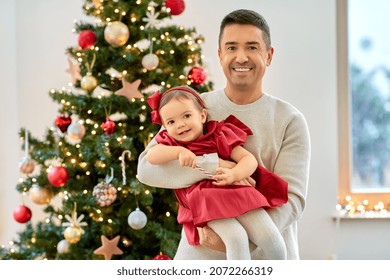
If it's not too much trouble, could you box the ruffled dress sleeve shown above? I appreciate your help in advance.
[213,115,253,159]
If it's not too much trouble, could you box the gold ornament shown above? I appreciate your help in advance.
[29,184,53,205]
[104,21,130,47]
[64,226,83,244]
[81,72,98,92]
[19,157,35,174]
[62,202,88,244]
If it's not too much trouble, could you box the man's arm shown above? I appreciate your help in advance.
[137,136,219,189]
[267,112,311,232]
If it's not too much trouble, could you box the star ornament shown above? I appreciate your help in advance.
[66,58,82,85]
[94,235,123,260]
[115,79,144,100]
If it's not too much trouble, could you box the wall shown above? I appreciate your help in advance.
[1,0,389,260]
[0,0,19,248]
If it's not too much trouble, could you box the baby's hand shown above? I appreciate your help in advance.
[178,149,197,168]
[212,167,238,186]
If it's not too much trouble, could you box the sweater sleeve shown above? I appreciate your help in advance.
[137,136,219,189]
[267,111,311,232]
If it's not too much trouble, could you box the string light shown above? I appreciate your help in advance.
[336,195,390,218]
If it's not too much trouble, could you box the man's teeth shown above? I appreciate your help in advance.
[234,68,250,72]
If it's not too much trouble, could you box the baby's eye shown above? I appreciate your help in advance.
[184,114,191,119]
[167,120,174,125]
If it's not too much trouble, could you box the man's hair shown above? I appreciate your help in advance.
[219,9,272,50]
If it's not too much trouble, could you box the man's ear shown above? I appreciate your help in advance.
[266,47,274,66]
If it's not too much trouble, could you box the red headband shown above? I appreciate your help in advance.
[147,86,205,125]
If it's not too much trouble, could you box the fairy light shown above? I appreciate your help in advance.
[337,195,390,218]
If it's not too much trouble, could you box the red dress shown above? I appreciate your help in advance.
[156,115,288,245]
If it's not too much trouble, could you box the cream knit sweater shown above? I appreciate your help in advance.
[137,88,311,260]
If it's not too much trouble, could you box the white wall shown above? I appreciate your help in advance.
[1,0,389,260]
[0,0,19,247]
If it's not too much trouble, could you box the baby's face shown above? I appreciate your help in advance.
[160,98,207,142]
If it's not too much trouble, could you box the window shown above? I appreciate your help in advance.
[338,0,390,213]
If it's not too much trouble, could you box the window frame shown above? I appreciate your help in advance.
[337,0,390,204]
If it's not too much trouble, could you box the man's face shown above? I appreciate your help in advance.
[218,24,274,91]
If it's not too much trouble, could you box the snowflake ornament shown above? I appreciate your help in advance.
[142,8,161,29]
[62,203,88,233]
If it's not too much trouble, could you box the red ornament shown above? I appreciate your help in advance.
[48,166,69,187]
[78,30,97,49]
[55,115,72,133]
[13,205,32,223]
[165,0,185,16]
[188,66,207,85]
[101,117,115,135]
[152,252,171,260]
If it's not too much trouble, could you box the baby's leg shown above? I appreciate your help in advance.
[207,218,251,260]
[236,208,287,260]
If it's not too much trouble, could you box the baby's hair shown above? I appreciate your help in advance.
[159,87,206,112]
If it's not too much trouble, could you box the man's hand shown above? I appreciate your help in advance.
[197,226,226,252]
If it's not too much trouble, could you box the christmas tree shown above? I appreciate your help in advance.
[0,0,212,260]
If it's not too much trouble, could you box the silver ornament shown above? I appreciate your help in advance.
[128,208,147,230]
[67,122,86,140]
[142,53,159,70]
[57,239,70,254]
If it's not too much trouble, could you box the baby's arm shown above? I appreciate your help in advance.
[146,144,198,168]
[213,146,257,186]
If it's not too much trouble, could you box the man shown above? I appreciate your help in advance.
[137,9,311,260]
